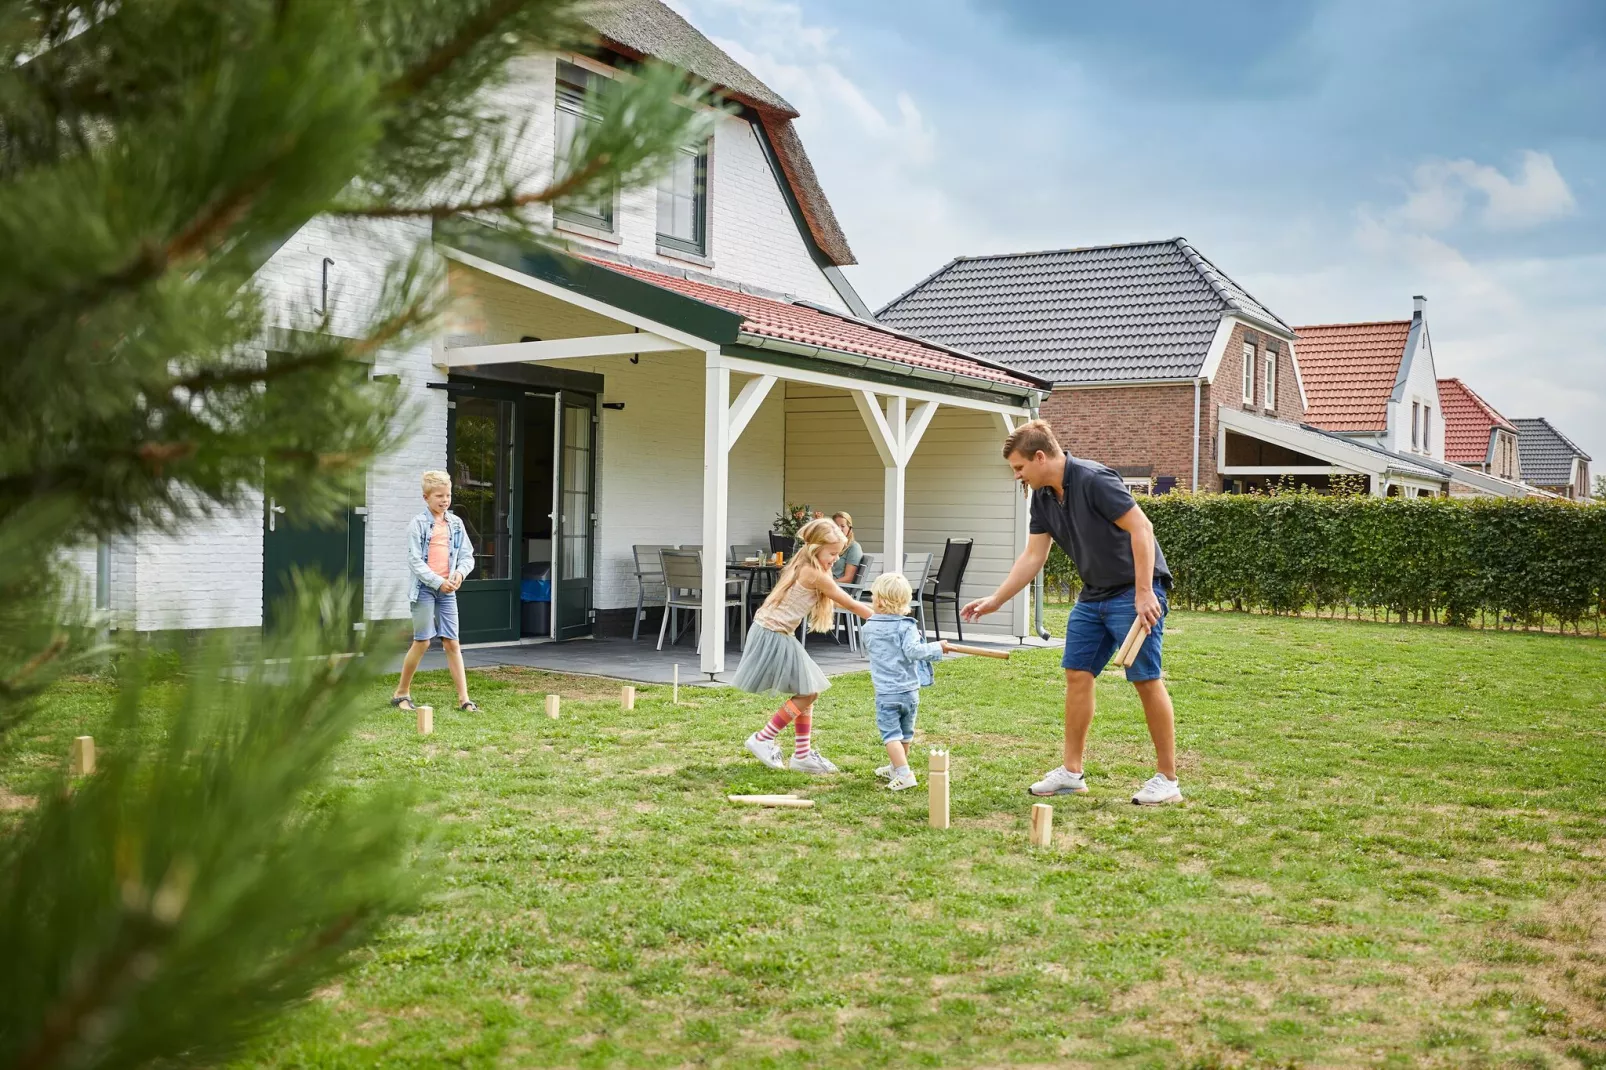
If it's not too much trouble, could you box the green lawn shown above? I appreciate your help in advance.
[9,612,1606,1068]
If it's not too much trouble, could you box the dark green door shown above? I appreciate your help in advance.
[553,392,596,640]
[450,395,519,643]
[263,496,365,635]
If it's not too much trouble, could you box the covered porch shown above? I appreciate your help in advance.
[433,223,1048,680]
[1217,407,1447,497]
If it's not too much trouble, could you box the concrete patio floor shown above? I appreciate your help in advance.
[403,629,1060,686]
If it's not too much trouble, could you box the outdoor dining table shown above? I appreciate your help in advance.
[727,561,780,620]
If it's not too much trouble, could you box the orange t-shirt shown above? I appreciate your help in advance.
[427,517,450,578]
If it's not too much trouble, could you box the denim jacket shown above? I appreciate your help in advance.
[407,510,476,604]
[860,614,944,694]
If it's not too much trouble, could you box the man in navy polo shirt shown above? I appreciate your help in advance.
[962,419,1182,805]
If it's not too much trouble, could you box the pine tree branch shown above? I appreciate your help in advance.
[12,919,165,1070]
[332,153,610,219]
[0,634,69,702]
[383,0,534,103]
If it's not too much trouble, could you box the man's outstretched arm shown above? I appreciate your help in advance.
[961,532,1052,620]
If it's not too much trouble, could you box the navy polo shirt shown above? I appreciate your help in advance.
[1029,456,1172,602]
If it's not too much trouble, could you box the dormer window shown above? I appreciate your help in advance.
[554,60,616,234]
[657,139,709,258]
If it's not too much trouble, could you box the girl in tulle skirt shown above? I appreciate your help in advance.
[737,517,872,774]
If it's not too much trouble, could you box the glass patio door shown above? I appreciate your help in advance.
[449,396,518,643]
[552,392,596,640]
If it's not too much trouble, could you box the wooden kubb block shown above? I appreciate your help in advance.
[1030,803,1053,847]
[546,694,560,719]
[70,735,95,776]
[928,747,950,829]
[620,686,636,711]
[416,706,433,735]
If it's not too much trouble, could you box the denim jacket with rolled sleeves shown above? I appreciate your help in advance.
[860,614,944,694]
[407,510,475,604]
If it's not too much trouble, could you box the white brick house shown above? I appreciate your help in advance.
[89,1,1048,675]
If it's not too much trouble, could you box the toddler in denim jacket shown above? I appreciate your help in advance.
[858,573,950,791]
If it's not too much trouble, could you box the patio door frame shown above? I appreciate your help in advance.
[446,367,603,645]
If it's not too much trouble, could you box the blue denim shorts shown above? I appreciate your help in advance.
[1061,588,1166,681]
[874,690,919,743]
[412,585,460,642]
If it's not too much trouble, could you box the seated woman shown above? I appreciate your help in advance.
[830,511,863,584]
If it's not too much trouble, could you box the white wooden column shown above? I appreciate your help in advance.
[701,353,731,677]
[996,411,1029,638]
[700,363,778,677]
[855,391,938,573]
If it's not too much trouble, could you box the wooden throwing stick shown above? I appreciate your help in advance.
[1111,616,1148,668]
[943,643,1011,660]
[728,794,814,809]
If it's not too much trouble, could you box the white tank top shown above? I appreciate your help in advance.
[754,580,819,634]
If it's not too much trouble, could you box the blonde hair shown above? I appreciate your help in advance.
[421,470,452,495]
[870,572,913,616]
[832,511,853,533]
[1002,418,1061,461]
[765,517,845,633]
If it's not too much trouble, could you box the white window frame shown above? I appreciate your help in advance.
[1422,405,1431,454]
[1411,401,1420,449]
[1241,339,1255,405]
[1263,346,1277,412]
[1123,477,1154,497]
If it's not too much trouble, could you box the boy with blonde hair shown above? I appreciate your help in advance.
[859,573,949,790]
[391,470,479,713]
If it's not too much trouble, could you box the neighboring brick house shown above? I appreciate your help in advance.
[1512,418,1593,500]
[1438,377,1521,483]
[876,238,1458,496]
[1295,298,1546,498]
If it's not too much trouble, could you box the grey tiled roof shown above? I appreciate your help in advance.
[875,238,1293,385]
[1512,417,1590,485]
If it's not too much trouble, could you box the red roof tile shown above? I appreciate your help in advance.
[1437,377,1517,465]
[1293,321,1411,433]
[581,256,1038,390]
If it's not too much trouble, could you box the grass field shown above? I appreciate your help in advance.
[7,611,1606,1068]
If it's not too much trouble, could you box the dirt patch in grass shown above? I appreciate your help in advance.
[468,666,645,701]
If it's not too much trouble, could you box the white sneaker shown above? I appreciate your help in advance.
[744,733,785,770]
[1131,773,1182,806]
[875,764,894,780]
[789,750,838,775]
[1029,767,1089,797]
[886,768,918,791]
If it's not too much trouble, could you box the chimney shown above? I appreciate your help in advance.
[1413,294,1427,317]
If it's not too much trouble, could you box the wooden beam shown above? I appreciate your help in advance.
[901,400,939,465]
[853,389,899,468]
[724,354,1031,420]
[726,374,777,446]
[442,332,682,367]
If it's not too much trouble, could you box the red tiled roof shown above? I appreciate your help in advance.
[1293,321,1411,433]
[583,256,1039,389]
[1437,377,1517,465]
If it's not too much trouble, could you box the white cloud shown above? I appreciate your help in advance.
[1394,151,1575,232]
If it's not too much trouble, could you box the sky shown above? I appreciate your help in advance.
[666,0,1606,472]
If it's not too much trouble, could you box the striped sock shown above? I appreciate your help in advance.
[793,709,813,758]
[755,700,799,743]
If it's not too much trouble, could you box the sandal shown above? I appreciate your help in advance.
[389,695,417,711]
[458,700,479,712]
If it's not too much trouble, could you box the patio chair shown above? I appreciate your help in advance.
[657,549,745,653]
[923,537,974,641]
[730,544,764,562]
[833,552,882,652]
[631,544,673,642]
[902,552,934,638]
[768,532,794,557]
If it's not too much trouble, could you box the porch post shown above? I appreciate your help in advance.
[996,411,1029,638]
[701,351,730,677]
[884,396,907,568]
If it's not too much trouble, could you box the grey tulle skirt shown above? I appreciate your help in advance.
[731,623,832,696]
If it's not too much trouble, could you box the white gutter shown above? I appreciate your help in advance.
[736,332,1045,402]
[1054,376,1201,389]
[1192,379,1202,491]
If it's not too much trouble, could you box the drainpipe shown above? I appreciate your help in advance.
[1191,378,1202,491]
[1029,405,1051,641]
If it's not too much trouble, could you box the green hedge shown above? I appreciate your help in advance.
[1044,494,1606,630]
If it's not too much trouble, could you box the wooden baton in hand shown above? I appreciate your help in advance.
[1112,616,1148,668]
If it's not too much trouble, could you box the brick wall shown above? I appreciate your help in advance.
[1038,320,1308,493]
[1038,383,1205,491]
